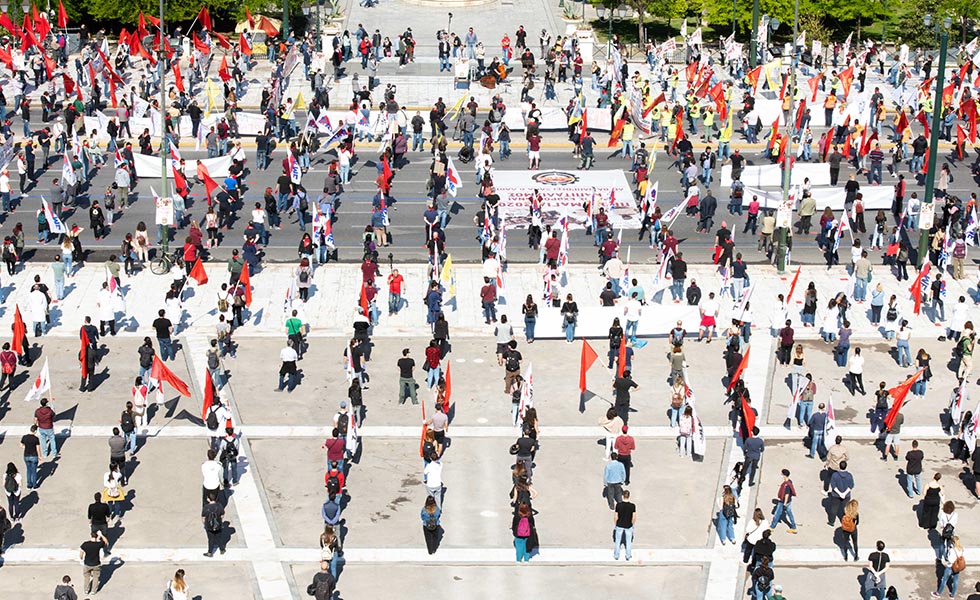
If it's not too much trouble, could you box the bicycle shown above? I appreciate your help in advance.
[149,250,185,275]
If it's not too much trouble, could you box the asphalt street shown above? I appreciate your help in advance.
[7,135,976,266]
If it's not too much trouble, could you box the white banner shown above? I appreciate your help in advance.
[721,163,831,188]
[133,153,233,178]
[492,169,638,229]
[742,185,895,211]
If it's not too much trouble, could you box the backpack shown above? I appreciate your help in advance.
[217,294,230,312]
[299,195,309,212]
[162,589,174,600]
[220,439,239,462]
[755,574,771,592]
[953,553,967,574]
[206,407,220,431]
[942,523,955,540]
[321,543,334,561]
[336,413,349,436]
[326,474,341,496]
[204,507,222,533]
[207,349,220,370]
[506,353,520,372]
[120,411,136,434]
[721,502,737,520]
[233,292,245,308]
[425,514,439,531]
[886,306,897,321]
[0,351,14,375]
[516,516,531,537]
[4,473,16,494]
[841,514,856,533]
[299,269,310,283]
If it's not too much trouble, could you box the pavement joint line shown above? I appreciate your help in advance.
[184,334,293,600]
[0,424,954,440]
[0,546,966,565]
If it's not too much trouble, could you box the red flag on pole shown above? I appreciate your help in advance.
[12,305,26,355]
[910,262,930,314]
[57,0,68,28]
[197,6,212,31]
[201,368,216,420]
[838,66,854,97]
[359,282,370,315]
[746,66,762,92]
[0,47,13,71]
[642,92,665,118]
[238,264,253,307]
[786,265,802,303]
[193,31,210,54]
[685,61,697,86]
[172,163,189,198]
[607,118,626,147]
[807,73,820,102]
[741,393,756,437]
[188,258,209,285]
[419,401,428,458]
[172,61,185,93]
[245,6,255,29]
[884,369,925,429]
[213,31,231,50]
[197,161,220,202]
[726,346,751,392]
[150,356,191,397]
[79,328,90,379]
[915,110,930,139]
[258,16,280,38]
[218,55,231,81]
[616,338,627,377]
[579,339,598,393]
[239,32,252,56]
[957,124,967,159]
[443,362,452,414]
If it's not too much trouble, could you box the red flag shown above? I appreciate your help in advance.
[766,119,780,153]
[43,53,56,80]
[910,263,930,314]
[57,0,68,28]
[172,163,188,198]
[786,265,802,303]
[708,82,727,119]
[359,282,370,315]
[580,108,588,136]
[884,369,925,429]
[150,356,191,397]
[922,147,929,175]
[188,258,209,285]
[0,13,19,42]
[239,32,252,56]
[838,66,854,97]
[579,339,598,393]
[171,60,184,92]
[741,393,756,437]
[778,72,789,100]
[920,77,935,93]
[197,6,212,31]
[443,362,452,414]
[193,31,210,54]
[607,118,626,147]
[20,21,39,51]
[860,130,878,156]
[616,338,627,377]
[957,124,967,159]
[213,31,231,50]
[746,66,762,92]
[885,243,900,256]
[942,84,955,108]
[380,157,392,193]
[794,99,807,131]
[808,73,820,102]
[197,161,220,202]
[245,6,255,29]
[915,110,930,139]
[0,47,13,71]
[108,76,118,108]
[238,264,253,307]
[642,92,666,117]
[12,305,26,355]
[33,10,49,41]
[671,109,685,153]
[726,346,751,392]
[218,55,231,82]
[685,61,697,86]
[895,110,910,136]
[144,12,160,27]
[258,16,279,38]
[201,368,216,419]
[79,327,90,378]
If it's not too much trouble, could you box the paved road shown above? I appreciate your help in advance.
[9,138,973,266]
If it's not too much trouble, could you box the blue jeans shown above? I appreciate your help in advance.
[668,406,681,426]
[871,407,888,433]
[158,337,174,361]
[801,312,815,326]
[412,132,424,151]
[62,254,72,275]
[54,277,65,300]
[854,278,867,301]
[809,429,825,459]
[625,320,638,343]
[439,56,451,71]
[389,293,402,314]
[905,472,921,497]
[39,428,56,457]
[256,149,266,170]
[897,340,911,366]
[716,512,735,543]
[797,401,813,427]
[671,279,685,301]
[755,587,773,600]
[770,500,796,529]
[124,431,137,454]
[565,321,576,342]
[835,344,849,367]
[525,317,536,342]
[482,301,496,323]
[938,565,959,596]
[277,371,297,391]
[462,130,474,148]
[514,537,530,561]
[24,455,38,488]
[426,365,442,388]
[613,526,633,559]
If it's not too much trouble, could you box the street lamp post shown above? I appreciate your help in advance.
[917,13,952,267]
[283,0,290,40]
[776,4,794,273]
[158,0,170,254]
[749,0,760,68]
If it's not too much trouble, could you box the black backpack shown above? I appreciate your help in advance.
[336,413,349,436]
[425,514,438,531]
[204,507,222,533]
[299,195,309,212]
[756,574,771,592]
[886,306,898,321]
[4,473,16,494]
[207,350,220,370]
[326,474,341,496]
[120,411,136,434]
[206,407,220,431]
[506,352,520,372]
[299,269,310,283]
[220,439,239,462]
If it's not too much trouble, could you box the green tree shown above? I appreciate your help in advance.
[701,0,796,38]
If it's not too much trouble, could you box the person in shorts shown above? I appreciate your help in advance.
[698,292,720,343]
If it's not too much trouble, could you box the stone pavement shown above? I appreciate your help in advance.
[0,258,977,598]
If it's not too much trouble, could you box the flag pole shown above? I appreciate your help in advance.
[158,0,170,254]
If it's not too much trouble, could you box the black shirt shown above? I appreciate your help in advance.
[874,390,889,410]
[515,436,536,457]
[613,377,638,405]
[88,501,110,525]
[397,357,415,379]
[20,434,39,457]
[905,449,924,475]
[152,317,172,339]
[868,551,890,572]
[614,501,636,528]
[80,540,105,566]
[599,289,617,306]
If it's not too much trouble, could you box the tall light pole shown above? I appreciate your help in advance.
[283,0,290,40]
[776,6,794,273]
[749,0,759,68]
[917,13,952,267]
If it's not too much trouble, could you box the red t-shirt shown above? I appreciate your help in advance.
[425,346,441,368]
[35,406,55,429]
[388,274,404,294]
[529,136,541,152]
[324,437,346,462]
[614,435,635,456]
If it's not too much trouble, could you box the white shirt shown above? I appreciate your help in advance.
[423,461,443,487]
[208,405,232,432]
[700,299,719,317]
[624,299,642,321]
[849,354,865,374]
[482,257,500,279]
[280,347,298,362]
[201,460,222,490]
[0,173,9,193]
[251,208,267,225]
